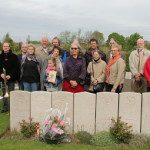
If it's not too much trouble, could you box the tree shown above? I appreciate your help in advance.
[26,35,31,44]
[125,33,143,51]
[92,30,104,44]
[3,33,14,49]
[106,32,125,49]
[59,31,71,44]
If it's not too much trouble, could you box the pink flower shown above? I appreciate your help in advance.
[44,121,49,125]
[54,116,59,122]
[52,123,57,128]
[60,121,66,126]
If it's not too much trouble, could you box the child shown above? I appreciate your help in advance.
[43,57,62,92]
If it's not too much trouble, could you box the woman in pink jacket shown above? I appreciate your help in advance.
[144,57,150,92]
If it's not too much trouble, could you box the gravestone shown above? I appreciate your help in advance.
[10,91,30,132]
[74,92,96,134]
[122,72,131,92]
[119,92,141,133]
[31,91,51,127]
[51,91,73,133]
[141,93,150,134]
[96,92,118,132]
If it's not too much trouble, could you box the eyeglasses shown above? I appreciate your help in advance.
[71,48,78,50]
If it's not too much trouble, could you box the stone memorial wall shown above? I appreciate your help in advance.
[10,90,150,134]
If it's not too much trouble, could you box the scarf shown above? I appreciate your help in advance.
[106,55,121,83]
[46,66,56,74]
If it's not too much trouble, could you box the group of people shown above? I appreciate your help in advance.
[0,36,150,113]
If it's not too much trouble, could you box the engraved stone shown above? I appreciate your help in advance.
[31,91,51,127]
[74,92,96,134]
[141,93,150,134]
[10,91,30,132]
[51,91,73,133]
[119,92,141,133]
[96,92,118,132]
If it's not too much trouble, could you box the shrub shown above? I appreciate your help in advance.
[75,131,93,144]
[110,116,133,144]
[19,118,39,138]
[90,131,117,147]
[129,134,150,147]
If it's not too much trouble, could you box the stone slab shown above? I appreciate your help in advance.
[51,91,73,134]
[122,79,131,92]
[31,91,51,127]
[74,92,96,134]
[96,92,118,133]
[141,93,150,134]
[119,92,141,133]
[125,72,131,79]
[10,91,30,132]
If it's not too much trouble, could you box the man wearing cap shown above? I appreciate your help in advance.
[129,38,150,93]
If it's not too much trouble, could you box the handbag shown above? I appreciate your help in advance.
[80,72,91,86]
[92,62,104,92]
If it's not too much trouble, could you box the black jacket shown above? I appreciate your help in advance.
[85,48,106,67]
[0,50,20,82]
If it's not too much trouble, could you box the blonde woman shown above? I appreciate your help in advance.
[106,43,126,93]
[21,44,42,92]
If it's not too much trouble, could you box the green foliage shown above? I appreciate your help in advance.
[110,117,133,144]
[90,131,117,147]
[106,32,125,49]
[125,51,131,72]
[125,33,143,51]
[19,118,39,138]
[92,31,104,43]
[75,131,93,144]
[129,134,150,147]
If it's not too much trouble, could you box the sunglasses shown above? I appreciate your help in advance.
[71,48,78,50]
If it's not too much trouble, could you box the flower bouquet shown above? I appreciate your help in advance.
[40,106,70,144]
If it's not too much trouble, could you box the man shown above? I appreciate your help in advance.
[129,38,150,93]
[48,37,67,62]
[36,37,51,62]
[106,38,126,64]
[17,43,27,90]
[85,38,106,67]
[0,42,20,112]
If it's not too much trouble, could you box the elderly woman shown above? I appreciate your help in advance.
[105,43,126,93]
[87,50,107,93]
[63,43,86,93]
[41,45,63,90]
[21,44,42,92]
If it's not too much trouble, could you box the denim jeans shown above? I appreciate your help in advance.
[18,80,24,90]
[1,81,15,111]
[23,82,40,92]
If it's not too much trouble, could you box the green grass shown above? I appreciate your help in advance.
[0,112,10,136]
[0,139,150,150]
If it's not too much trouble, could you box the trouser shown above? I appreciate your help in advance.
[2,81,15,111]
[23,82,40,92]
[147,87,150,92]
[18,80,24,90]
[105,83,123,93]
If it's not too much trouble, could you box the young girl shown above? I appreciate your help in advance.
[43,57,62,92]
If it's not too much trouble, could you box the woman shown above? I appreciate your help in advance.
[63,43,86,93]
[87,50,107,93]
[105,43,126,93]
[144,56,150,92]
[21,44,42,92]
[41,45,63,90]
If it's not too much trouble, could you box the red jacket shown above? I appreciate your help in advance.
[144,57,150,87]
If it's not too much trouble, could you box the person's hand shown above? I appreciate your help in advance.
[134,73,140,78]
[135,76,140,82]
[111,88,116,92]
[47,77,50,81]
[0,73,4,79]
[52,82,56,84]
[27,57,31,61]
[6,75,11,80]
[70,80,78,88]
[92,80,98,85]
[148,80,150,84]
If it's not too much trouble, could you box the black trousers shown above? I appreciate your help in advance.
[147,87,150,92]
[105,83,123,93]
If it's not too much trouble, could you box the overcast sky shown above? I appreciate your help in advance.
[0,0,150,42]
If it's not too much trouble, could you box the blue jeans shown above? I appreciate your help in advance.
[2,81,15,111]
[18,80,24,90]
[23,82,40,92]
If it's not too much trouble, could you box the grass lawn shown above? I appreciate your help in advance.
[0,139,150,150]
